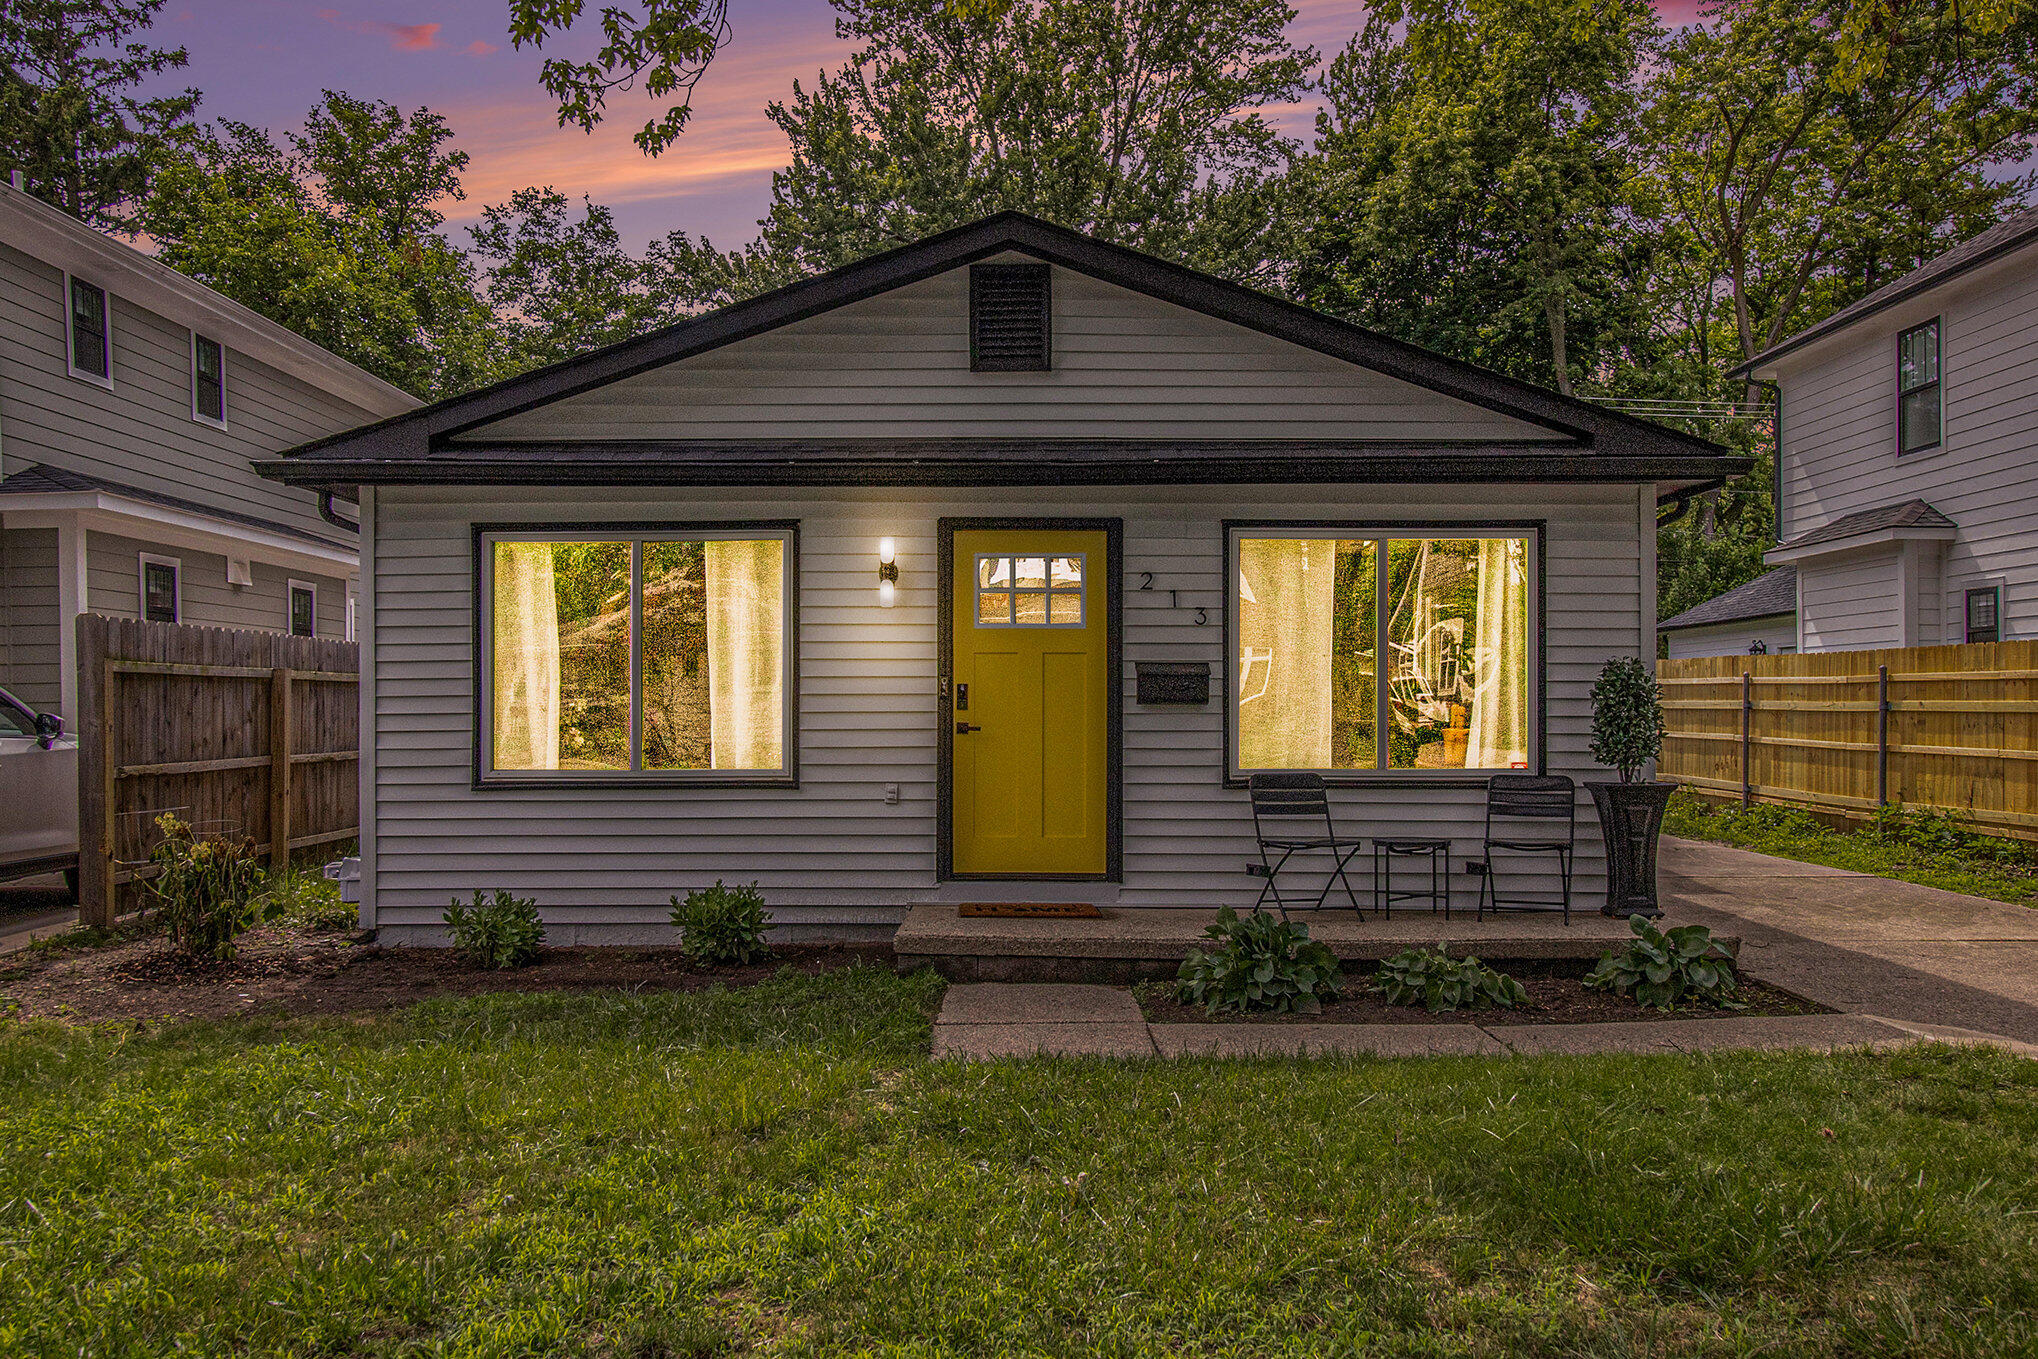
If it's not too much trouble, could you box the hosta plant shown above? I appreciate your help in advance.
[1176,907,1343,1016]
[1585,917,1741,1009]
[444,889,546,970]
[670,880,773,966]
[1376,948,1528,1013]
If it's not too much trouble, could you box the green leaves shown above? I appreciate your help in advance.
[444,889,547,970]
[144,813,266,962]
[1375,947,1528,1013]
[1584,916,1741,1010]
[507,0,732,156]
[1590,656,1665,784]
[1176,906,1345,1016]
[670,880,774,967]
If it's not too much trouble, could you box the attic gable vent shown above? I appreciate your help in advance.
[970,263,1051,371]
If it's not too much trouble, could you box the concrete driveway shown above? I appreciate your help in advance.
[1662,837,2038,1043]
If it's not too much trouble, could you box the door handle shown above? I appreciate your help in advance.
[955,722,982,734]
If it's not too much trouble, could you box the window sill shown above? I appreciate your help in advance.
[1225,773,1538,791]
[66,366,114,392]
[473,773,800,792]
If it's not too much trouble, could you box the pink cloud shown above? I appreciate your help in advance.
[315,11,444,52]
[465,39,499,57]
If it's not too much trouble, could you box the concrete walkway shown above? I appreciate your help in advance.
[1660,837,2038,1044]
[929,983,2038,1060]
[0,873,77,956]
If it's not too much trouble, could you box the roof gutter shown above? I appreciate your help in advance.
[318,491,359,535]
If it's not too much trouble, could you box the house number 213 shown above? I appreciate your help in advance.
[1136,572,1207,625]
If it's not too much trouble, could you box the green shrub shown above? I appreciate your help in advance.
[670,880,773,967]
[1375,948,1528,1013]
[1585,916,1740,1009]
[258,869,355,932]
[444,889,546,969]
[144,814,266,961]
[1176,906,1343,1016]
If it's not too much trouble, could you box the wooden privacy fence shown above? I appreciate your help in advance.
[76,615,359,928]
[1659,641,2038,842]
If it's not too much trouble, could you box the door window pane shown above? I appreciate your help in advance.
[491,541,631,771]
[974,553,1083,627]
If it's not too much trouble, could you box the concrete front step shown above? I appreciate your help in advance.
[896,905,1672,983]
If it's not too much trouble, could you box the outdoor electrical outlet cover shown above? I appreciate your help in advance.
[885,783,901,805]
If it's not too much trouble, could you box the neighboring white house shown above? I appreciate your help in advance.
[258,214,1747,942]
[1659,565,1799,658]
[1723,205,2038,653]
[0,180,420,724]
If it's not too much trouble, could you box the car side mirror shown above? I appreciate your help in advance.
[33,712,63,749]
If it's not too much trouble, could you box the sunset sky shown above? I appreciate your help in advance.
[150,1,1712,250]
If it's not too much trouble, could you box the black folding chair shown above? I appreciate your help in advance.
[1245,772,1367,919]
[1475,774,1577,922]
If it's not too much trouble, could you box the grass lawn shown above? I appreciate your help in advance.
[5,966,2038,1357]
[1666,791,2038,905]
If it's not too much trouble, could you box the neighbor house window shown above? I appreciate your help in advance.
[67,276,110,383]
[1898,320,1941,454]
[288,580,317,637]
[480,525,796,784]
[140,555,180,623]
[1965,586,2001,644]
[1229,526,1538,781]
[193,335,226,426]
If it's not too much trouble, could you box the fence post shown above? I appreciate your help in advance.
[1740,670,1753,806]
[1876,664,1890,808]
[269,667,292,870]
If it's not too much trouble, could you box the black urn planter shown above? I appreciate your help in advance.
[1587,781,1676,918]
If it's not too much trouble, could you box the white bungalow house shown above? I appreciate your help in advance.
[0,178,420,723]
[258,214,1746,942]
[1702,205,2038,656]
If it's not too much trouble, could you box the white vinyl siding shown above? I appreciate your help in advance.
[1777,248,2038,645]
[88,532,349,638]
[1663,616,1799,659]
[461,267,1567,445]
[1798,553,1903,652]
[0,241,375,543]
[365,482,1643,942]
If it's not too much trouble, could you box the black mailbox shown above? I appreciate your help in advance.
[1135,661,1211,705]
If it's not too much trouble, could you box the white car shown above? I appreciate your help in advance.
[0,686,78,892]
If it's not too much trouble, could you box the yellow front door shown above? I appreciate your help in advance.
[950,529,1110,876]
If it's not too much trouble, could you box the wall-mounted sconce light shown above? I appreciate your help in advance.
[877,537,898,608]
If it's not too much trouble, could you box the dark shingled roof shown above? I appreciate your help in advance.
[1775,498,1955,554]
[0,463,353,552]
[1659,566,1798,632]
[1735,204,2038,377]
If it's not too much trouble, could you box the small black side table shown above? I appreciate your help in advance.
[1372,838,1452,918]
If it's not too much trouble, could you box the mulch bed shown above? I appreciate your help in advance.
[1137,961,1832,1026]
[0,923,896,1025]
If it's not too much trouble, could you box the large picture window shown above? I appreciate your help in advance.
[479,525,796,785]
[1229,526,1538,781]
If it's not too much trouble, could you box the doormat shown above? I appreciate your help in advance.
[958,903,1104,919]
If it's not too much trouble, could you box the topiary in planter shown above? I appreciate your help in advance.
[1588,656,1674,917]
[1176,906,1343,1016]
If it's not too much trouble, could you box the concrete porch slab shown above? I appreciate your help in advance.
[897,905,1670,982]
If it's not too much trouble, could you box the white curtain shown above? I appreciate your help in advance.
[492,542,561,770]
[1467,537,1529,769]
[1237,538,1334,769]
[706,538,785,770]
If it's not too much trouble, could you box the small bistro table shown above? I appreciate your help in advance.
[1371,838,1452,917]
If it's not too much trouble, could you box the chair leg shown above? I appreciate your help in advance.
[1560,846,1573,925]
[1331,847,1366,917]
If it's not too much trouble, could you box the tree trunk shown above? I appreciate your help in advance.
[1545,289,1572,396]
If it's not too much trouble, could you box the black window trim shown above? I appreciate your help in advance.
[192,333,228,428]
[1897,316,1942,456]
[1964,584,2002,645]
[470,519,801,791]
[64,273,112,388]
[139,553,181,624]
[287,578,318,637]
[1222,519,1548,789]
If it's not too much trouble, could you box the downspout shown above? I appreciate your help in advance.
[1762,380,1783,545]
[319,491,360,535]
